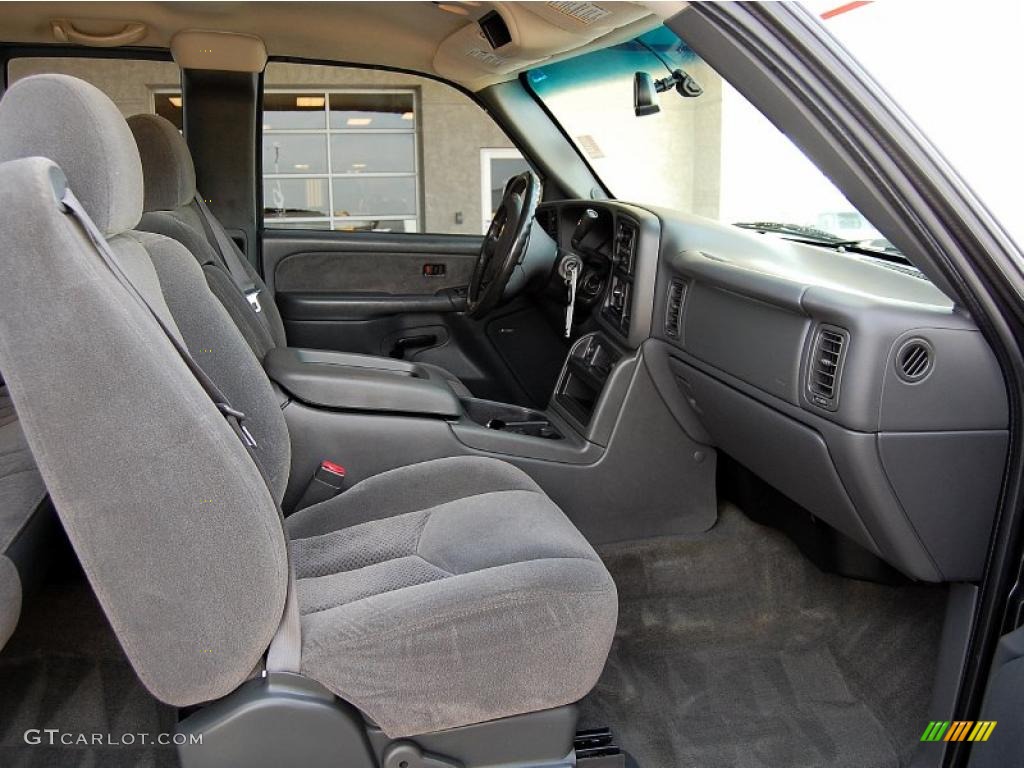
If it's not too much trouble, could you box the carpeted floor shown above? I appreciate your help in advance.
[0,505,946,768]
[0,569,178,768]
[579,504,947,768]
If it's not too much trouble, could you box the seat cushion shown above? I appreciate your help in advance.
[0,399,48,651]
[0,384,15,427]
[0,418,46,553]
[285,456,618,738]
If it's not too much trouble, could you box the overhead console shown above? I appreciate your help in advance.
[432,3,654,90]
[641,210,1009,583]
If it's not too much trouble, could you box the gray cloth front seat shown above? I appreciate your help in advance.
[0,75,616,739]
[124,113,472,399]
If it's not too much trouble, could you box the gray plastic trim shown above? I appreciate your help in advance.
[878,430,1007,581]
[176,673,377,768]
[677,357,878,552]
[911,584,978,767]
[277,292,461,321]
[281,343,717,544]
[549,333,637,446]
[666,349,943,580]
[451,407,601,464]
[262,230,482,294]
[636,204,1008,580]
[264,347,462,417]
[652,233,1005,434]
[367,705,578,768]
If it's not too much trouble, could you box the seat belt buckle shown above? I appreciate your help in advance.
[245,288,263,313]
[295,460,347,511]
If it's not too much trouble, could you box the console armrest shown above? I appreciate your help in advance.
[263,347,462,418]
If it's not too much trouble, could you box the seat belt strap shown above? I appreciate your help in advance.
[61,187,300,673]
[265,563,301,674]
[193,194,263,313]
[62,189,257,450]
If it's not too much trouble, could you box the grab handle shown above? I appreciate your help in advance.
[51,19,147,47]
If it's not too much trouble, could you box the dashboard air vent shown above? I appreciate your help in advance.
[614,218,638,274]
[665,279,687,338]
[896,338,933,382]
[807,325,848,410]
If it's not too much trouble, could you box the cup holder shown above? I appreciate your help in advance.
[462,399,563,440]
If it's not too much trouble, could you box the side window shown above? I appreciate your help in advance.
[262,62,527,235]
[7,57,182,128]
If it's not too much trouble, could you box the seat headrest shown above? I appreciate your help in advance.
[127,113,197,212]
[0,75,143,237]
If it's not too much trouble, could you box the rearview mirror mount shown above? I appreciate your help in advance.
[634,69,704,117]
[634,72,661,117]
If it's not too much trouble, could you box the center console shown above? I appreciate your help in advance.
[461,399,563,440]
[265,199,716,544]
[263,347,463,417]
[551,334,621,429]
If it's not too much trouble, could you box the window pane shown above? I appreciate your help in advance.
[263,134,328,174]
[332,177,417,217]
[264,178,330,218]
[329,133,415,175]
[264,63,528,234]
[489,157,531,215]
[332,219,418,233]
[264,92,327,130]
[329,92,415,129]
[154,92,183,130]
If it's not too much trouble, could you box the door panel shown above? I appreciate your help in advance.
[966,625,1024,767]
[274,245,475,295]
[264,231,478,357]
[263,230,541,403]
[264,231,480,296]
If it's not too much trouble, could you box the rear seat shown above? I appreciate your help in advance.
[0,382,50,649]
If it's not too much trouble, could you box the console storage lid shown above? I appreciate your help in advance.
[263,348,462,417]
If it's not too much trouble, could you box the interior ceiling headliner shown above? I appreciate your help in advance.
[0,1,666,90]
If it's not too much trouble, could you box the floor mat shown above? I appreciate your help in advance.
[0,571,178,767]
[580,505,946,768]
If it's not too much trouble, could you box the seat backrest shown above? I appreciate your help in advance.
[127,113,287,360]
[0,75,288,706]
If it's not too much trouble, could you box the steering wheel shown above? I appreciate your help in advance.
[467,171,541,318]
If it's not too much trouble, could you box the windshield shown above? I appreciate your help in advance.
[527,26,897,256]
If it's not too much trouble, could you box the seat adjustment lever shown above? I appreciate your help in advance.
[382,741,462,768]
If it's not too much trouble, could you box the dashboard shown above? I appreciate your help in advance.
[537,200,1008,583]
[536,202,659,349]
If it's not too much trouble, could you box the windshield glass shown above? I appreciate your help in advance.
[804,0,1022,253]
[527,25,896,255]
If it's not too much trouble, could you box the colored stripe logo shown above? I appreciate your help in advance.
[920,721,997,742]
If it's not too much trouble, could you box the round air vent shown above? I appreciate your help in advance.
[896,338,934,382]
